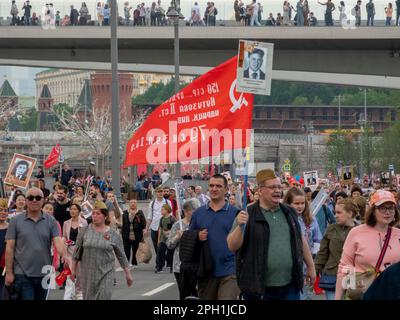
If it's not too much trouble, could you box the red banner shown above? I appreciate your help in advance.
[124,56,254,166]
[44,144,62,169]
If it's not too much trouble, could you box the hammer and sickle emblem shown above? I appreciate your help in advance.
[229,80,248,113]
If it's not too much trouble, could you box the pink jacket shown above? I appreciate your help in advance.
[52,221,62,270]
[62,217,88,259]
[338,224,400,278]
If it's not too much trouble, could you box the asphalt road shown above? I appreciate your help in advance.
[48,200,324,301]
[48,255,179,300]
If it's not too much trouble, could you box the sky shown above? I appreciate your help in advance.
[0,0,394,21]
[0,66,45,96]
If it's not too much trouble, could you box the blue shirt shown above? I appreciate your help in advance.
[315,205,336,236]
[189,202,239,277]
[298,217,322,251]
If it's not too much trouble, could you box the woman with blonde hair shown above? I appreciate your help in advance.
[335,190,400,300]
[314,198,357,300]
[283,187,322,300]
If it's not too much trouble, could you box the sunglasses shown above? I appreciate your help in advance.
[27,195,43,201]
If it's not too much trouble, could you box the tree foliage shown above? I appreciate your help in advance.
[132,78,188,105]
[254,81,400,106]
[288,148,302,176]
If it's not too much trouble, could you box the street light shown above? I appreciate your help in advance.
[110,0,121,201]
[167,3,184,178]
[334,94,344,130]
[304,121,315,171]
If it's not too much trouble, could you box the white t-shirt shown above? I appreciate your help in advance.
[191,4,201,16]
[160,172,170,184]
[147,198,172,231]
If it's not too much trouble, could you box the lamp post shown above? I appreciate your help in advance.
[305,122,315,171]
[334,95,344,130]
[110,0,121,200]
[167,3,184,178]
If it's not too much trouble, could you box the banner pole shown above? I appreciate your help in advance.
[174,181,183,230]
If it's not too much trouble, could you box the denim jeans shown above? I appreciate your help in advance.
[367,13,374,25]
[242,284,301,301]
[14,275,48,300]
[386,17,392,26]
[325,290,335,300]
[250,14,261,26]
[296,13,304,26]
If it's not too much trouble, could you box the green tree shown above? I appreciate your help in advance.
[19,107,38,131]
[132,79,188,105]
[291,96,309,105]
[378,114,400,171]
[325,129,359,174]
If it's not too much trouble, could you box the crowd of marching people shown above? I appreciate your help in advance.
[4,0,400,27]
[0,159,400,300]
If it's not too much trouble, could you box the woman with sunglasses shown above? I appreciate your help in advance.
[71,201,132,300]
[335,190,400,300]
[0,199,9,300]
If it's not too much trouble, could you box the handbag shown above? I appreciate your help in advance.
[318,274,337,291]
[74,226,88,262]
[346,227,392,300]
[136,238,152,264]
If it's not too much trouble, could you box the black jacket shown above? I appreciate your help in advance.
[362,262,400,300]
[121,210,146,243]
[180,230,213,278]
[236,201,304,295]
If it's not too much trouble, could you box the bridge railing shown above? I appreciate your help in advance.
[0,16,394,27]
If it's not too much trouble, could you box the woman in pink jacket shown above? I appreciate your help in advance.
[335,190,400,300]
[63,203,88,299]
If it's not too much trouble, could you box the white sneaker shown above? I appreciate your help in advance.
[115,267,123,272]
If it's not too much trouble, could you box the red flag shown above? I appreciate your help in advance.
[125,56,254,166]
[44,144,62,169]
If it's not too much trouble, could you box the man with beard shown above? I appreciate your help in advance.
[54,185,71,231]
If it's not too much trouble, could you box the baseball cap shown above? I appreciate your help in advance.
[369,190,396,207]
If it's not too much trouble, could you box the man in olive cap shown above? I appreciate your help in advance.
[227,169,316,300]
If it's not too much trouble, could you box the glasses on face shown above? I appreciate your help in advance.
[377,205,396,214]
[27,195,43,201]
[259,184,283,190]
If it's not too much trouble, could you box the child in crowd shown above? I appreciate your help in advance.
[155,204,176,273]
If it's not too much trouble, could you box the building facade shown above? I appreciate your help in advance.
[35,69,194,109]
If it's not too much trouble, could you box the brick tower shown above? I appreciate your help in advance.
[37,84,56,130]
[90,72,134,123]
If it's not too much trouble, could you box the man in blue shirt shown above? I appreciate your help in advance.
[189,174,242,300]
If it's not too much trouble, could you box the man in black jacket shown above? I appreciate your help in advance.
[227,169,316,300]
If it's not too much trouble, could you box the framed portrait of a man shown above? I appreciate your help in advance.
[4,153,37,189]
[237,40,274,96]
[341,165,354,185]
[304,170,319,190]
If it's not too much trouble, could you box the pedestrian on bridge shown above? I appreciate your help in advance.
[318,0,336,26]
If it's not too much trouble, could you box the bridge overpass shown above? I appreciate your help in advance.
[1,26,400,88]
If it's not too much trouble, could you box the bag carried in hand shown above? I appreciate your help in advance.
[346,227,392,300]
[136,238,152,264]
[318,274,337,291]
[63,277,76,300]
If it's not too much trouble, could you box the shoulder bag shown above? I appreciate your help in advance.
[346,227,392,300]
